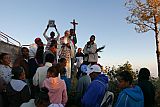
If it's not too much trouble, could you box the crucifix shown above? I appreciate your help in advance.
[70,19,78,78]
[70,19,78,33]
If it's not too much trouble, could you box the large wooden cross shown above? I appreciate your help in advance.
[70,19,78,32]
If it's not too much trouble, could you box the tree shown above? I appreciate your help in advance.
[125,0,160,77]
[105,61,137,80]
[105,65,117,81]
[115,61,137,79]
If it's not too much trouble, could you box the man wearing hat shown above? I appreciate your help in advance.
[28,38,44,96]
[81,64,108,107]
[29,38,43,59]
[76,64,91,106]
[76,64,91,97]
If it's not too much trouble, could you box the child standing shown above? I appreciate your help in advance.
[42,65,68,106]
[6,67,31,107]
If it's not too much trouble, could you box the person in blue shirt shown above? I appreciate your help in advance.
[81,64,108,107]
[115,71,144,107]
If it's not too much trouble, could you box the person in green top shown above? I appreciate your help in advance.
[76,64,91,106]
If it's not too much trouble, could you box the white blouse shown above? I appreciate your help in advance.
[0,64,12,84]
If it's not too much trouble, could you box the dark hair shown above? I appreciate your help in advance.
[0,53,9,64]
[118,71,133,85]
[0,53,9,60]
[50,31,55,38]
[70,29,74,32]
[61,43,66,48]
[138,68,150,80]
[45,53,55,63]
[12,67,24,79]
[60,67,66,76]
[47,65,59,77]
[55,63,62,74]
[21,47,29,52]
[50,40,57,48]
[59,58,66,63]
[35,38,42,44]
[90,35,95,39]
[35,87,49,105]
[70,29,74,35]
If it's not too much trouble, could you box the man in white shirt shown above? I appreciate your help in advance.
[33,53,54,88]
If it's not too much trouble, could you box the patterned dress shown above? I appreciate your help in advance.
[59,46,71,78]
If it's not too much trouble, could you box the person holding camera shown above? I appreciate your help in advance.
[83,35,98,65]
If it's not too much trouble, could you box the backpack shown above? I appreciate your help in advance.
[100,91,114,107]
[94,79,114,107]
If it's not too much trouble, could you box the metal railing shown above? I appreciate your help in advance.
[0,33,9,43]
[0,31,21,47]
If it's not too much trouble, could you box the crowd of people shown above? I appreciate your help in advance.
[0,23,156,107]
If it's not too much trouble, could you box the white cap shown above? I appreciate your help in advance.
[81,64,89,73]
[88,65,101,74]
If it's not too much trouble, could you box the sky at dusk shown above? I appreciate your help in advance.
[0,0,158,77]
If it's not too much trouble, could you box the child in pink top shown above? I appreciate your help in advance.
[42,65,68,106]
